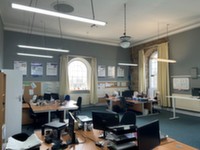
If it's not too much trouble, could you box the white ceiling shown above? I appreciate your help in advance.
[1,0,200,47]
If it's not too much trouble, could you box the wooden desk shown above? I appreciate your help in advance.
[31,100,78,122]
[35,129,107,150]
[107,97,153,115]
[35,129,198,150]
[155,140,197,150]
[126,99,153,115]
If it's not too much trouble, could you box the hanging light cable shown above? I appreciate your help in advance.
[17,0,70,56]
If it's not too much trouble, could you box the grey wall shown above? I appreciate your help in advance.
[0,15,3,69]
[169,27,200,94]
[4,30,131,81]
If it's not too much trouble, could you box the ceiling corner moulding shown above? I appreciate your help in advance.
[156,58,176,63]
[118,63,138,66]
[12,3,106,26]
[17,53,53,58]
[18,45,70,53]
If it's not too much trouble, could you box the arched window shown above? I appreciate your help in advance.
[68,58,91,91]
[149,51,158,89]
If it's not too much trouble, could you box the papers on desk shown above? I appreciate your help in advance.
[6,133,42,150]
[77,115,92,122]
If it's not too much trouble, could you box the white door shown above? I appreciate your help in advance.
[2,70,23,140]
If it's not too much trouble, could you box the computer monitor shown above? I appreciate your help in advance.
[43,93,51,101]
[92,111,119,138]
[51,93,59,100]
[191,88,200,98]
[122,90,133,98]
[67,112,78,145]
[137,120,160,150]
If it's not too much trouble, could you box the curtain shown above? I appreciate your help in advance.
[138,49,146,93]
[59,55,69,98]
[157,42,170,107]
[90,57,98,104]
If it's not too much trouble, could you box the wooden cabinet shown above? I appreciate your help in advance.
[0,72,6,149]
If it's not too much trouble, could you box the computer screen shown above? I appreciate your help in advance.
[137,120,160,150]
[51,93,59,100]
[67,112,78,145]
[122,90,133,98]
[43,93,51,101]
[92,111,119,138]
[191,88,200,98]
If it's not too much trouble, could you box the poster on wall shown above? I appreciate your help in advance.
[14,61,27,75]
[46,62,58,76]
[98,65,106,77]
[31,62,43,76]
[173,78,189,90]
[117,66,125,77]
[107,66,115,78]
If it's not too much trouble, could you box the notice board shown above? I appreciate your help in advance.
[173,78,189,90]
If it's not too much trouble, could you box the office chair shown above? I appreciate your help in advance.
[120,111,136,125]
[64,94,70,101]
[28,102,47,128]
[119,96,128,112]
[69,96,82,117]
[27,102,41,129]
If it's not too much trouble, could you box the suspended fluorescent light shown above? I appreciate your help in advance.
[18,45,69,53]
[156,58,176,63]
[12,3,106,26]
[17,53,53,58]
[118,63,138,66]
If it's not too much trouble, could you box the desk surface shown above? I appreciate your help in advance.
[35,129,198,150]
[30,100,78,113]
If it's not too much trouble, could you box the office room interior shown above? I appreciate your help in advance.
[0,0,200,149]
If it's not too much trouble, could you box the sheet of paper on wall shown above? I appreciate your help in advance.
[31,82,37,89]
[29,89,34,95]
[6,133,42,150]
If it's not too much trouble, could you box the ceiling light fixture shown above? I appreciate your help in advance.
[120,3,131,48]
[17,53,53,58]
[18,45,69,53]
[156,24,176,64]
[118,63,138,66]
[156,58,176,63]
[12,3,106,26]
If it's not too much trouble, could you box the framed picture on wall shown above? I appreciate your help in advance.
[14,61,27,75]
[117,66,125,77]
[107,66,115,78]
[31,62,43,76]
[46,62,58,76]
[98,65,106,77]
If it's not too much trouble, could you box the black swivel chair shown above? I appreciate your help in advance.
[120,96,128,112]
[69,96,82,117]
[120,111,136,125]
[28,102,48,128]
[27,102,39,128]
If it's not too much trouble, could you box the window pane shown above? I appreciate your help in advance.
[68,60,88,90]
[149,51,158,89]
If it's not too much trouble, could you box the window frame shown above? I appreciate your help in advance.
[68,57,91,92]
